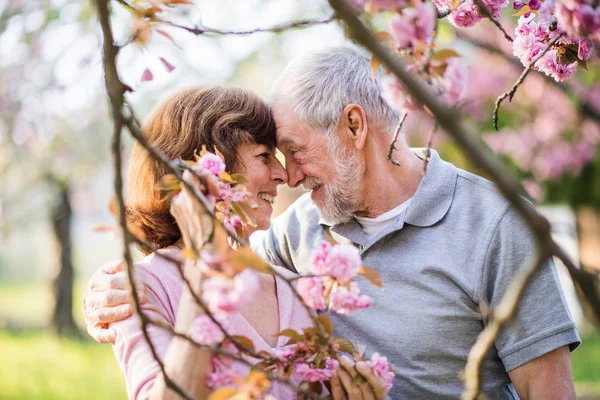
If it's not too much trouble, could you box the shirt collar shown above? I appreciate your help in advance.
[318,149,458,242]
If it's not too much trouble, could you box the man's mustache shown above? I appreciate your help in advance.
[302,177,324,191]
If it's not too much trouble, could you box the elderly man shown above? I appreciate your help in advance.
[85,46,579,399]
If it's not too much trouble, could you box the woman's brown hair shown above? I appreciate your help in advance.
[126,86,276,253]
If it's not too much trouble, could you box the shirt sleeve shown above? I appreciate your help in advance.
[481,205,581,372]
[111,265,178,400]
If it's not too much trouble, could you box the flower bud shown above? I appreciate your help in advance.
[512,0,523,10]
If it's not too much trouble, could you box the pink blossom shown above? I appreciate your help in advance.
[330,283,373,314]
[310,240,333,275]
[274,347,295,360]
[190,315,227,346]
[202,269,259,315]
[295,363,334,382]
[381,73,422,113]
[448,1,483,28]
[365,353,395,391]
[325,244,362,283]
[207,357,236,389]
[522,179,545,202]
[325,357,339,370]
[442,58,468,105]
[578,38,594,59]
[197,152,226,177]
[389,2,437,49]
[555,0,600,42]
[296,277,327,310]
[537,50,578,82]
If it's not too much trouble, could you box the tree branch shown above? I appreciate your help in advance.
[493,33,565,130]
[473,0,513,42]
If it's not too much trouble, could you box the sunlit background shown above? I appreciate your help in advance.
[1,0,599,399]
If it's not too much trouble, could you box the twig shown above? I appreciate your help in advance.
[473,0,513,42]
[462,251,550,399]
[326,1,600,398]
[388,114,408,167]
[94,0,193,399]
[161,16,336,36]
[424,122,437,174]
[493,33,565,130]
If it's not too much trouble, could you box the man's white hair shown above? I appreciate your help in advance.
[270,45,400,135]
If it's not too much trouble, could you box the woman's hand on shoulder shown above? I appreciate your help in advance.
[83,259,147,343]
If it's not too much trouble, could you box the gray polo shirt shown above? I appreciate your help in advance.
[251,150,580,399]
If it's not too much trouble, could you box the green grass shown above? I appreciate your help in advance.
[0,331,126,400]
[573,328,600,383]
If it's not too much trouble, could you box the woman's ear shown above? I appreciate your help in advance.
[343,104,368,150]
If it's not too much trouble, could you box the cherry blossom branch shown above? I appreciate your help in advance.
[326,1,600,399]
[94,2,193,399]
[493,32,565,130]
[147,319,319,398]
[473,0,513,42]
[388,114,408,167]
[456,33,600,125]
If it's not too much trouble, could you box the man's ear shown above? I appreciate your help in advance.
[343,104,368,150]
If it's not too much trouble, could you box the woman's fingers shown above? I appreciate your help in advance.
[87,324,117,344]
[356,361,388,400]
[86,303,133,326]
[336,363,364,400]
[331,370,348,400]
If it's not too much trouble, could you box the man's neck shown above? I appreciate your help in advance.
[354,140,425,219]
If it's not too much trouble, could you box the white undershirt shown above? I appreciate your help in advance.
[354,198,413,240]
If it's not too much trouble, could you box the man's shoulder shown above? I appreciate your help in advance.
[274,192,321,225]
[453,168,512,212]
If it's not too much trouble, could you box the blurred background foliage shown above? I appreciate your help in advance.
[1,0,599,398]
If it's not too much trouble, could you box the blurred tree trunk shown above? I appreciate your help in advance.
[51,182,79,336]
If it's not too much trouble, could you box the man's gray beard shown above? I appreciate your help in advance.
[304,141,362,224]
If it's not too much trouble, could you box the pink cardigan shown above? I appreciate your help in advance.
[111,246,312,400]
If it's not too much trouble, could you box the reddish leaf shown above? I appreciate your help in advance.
[92,224,114,233]
[108,196,119,216]
[232,335,255,352]
[359,265,383,288]
[318,314,334,336]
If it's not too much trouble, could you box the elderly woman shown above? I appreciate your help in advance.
[88,86,387,400]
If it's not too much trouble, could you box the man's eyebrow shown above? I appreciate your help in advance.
[277,137,297,148]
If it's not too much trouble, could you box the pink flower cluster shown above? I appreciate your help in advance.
[296,241,373,314]
[196,152,226,177]
[365,353,395,391]
[555,0,600,43]
[295,362,335,382]
[190,314,228,346]
[433,0,509,27]
[311,241,361,283]
[513,0,594,81]
[389,2,437,49]
[202,269,260,316]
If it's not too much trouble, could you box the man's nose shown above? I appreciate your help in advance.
[271,158,288,185]
[286,159,305,188]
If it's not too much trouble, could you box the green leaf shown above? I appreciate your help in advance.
[231,202,257,228]
[275,328,303,341]
[229,173,248,183]
[232,335,255,352]
[154,174,180,191]
[333,337,357,355]
[318,314,334,336]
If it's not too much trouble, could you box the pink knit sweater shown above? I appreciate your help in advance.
[111,246,312,400]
